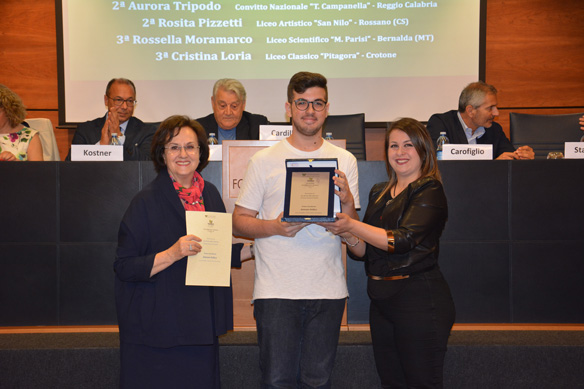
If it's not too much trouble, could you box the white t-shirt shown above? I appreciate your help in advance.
[236,139,361,300]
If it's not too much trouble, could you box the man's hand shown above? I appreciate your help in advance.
[514,145,535,160]
[579,115,584,131]
[272,212,308,237]
[100,107,121,145]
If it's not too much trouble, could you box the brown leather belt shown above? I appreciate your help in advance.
[368,274,410,281]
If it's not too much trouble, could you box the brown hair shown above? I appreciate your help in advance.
[0,84,27,128]
[287,72,328,103]
[376,118,441,203]
[150,115,209,173]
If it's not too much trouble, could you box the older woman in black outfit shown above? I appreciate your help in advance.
[326,118,455,388]
[115,115,251,388]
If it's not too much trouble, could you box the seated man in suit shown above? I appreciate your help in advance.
[66,78,156,161]
[196,78,268,143]
[427,81,535,160]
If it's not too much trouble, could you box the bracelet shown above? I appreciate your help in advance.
[387,231,395,253]
[343,235,360,247]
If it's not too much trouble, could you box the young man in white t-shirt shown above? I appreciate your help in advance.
[233,72,360,388]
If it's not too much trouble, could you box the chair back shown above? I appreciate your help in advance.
[322,113,366,160]
[509,112,584,159]
[25,118,60,161]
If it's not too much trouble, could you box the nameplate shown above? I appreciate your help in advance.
[442,144,493,160]
[70,145,123,161]
[209,144,222,161]
[564,142,584,159]
[259,125,292,140]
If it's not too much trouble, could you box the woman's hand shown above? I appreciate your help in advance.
[318,212,354,237]
[333,169,354,207]
[0,151,17,161]
[168,234,202,260]
[151,234,202,277]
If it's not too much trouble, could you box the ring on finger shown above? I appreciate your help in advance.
[189,244,192,251]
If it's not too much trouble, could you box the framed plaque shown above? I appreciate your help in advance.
[282,158,339,222]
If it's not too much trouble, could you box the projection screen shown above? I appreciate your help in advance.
[57,0,484,124]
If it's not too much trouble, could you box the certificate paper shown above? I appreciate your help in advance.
[282,158,338,222]
[185,211,232,287]
[289,171,330,216]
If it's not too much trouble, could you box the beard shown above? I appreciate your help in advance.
[291,112,324,137]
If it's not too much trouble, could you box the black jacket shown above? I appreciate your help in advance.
[196,111,268,141]
[426,110,515,158]
[114,170,242,347]
[356,177,448,277]
[66,115,156,161]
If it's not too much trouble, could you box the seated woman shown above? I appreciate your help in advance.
[115,115,253,388]
[0,84,43,161]
[323,118,455,388]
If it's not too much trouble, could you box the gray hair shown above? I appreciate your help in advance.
[212,78,246,102]
[458,81,497,113]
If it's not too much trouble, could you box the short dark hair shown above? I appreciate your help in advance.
[150,115,210,173]
[287,72,328,103]
[105,78,136,96]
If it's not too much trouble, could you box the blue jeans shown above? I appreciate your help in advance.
[254,298,346,389]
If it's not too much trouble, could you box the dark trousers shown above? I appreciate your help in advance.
[119,340,219,389]
[368,271,455,388]
[254,298,346,389]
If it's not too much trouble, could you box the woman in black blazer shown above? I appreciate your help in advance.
[115,115,252,388]
[325,118,455,388]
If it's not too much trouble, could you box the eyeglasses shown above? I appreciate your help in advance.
[293,99,327,112]
[165,144,200,155]
[108,97,137,107]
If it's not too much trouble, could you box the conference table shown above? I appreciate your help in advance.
[1,160,583,326]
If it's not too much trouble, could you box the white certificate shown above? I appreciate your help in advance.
[185,211,232,287]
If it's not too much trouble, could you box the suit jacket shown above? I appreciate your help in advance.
[66,115,156,161]
[114,169,242,348]
[196,111,268,141]
[426,110,515,158]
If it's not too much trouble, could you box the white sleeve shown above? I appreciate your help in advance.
[343,155,361,209]
[235,156,264,212]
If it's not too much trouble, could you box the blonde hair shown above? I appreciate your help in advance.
[0,84,27,128]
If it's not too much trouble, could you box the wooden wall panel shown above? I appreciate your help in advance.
[0,0,58,109]
[486,0,584,108]
[1,0,583,158]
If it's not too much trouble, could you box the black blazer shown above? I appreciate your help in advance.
[426,110,515,158]
[66,115,156,161]
[114,170,242,348]
[356,177,448,278]
[196,111,268,141]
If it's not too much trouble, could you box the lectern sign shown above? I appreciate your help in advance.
[442,144,493,160]
[70,145,123,161]
[564,143,584,159]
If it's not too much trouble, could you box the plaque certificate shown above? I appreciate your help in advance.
[282,158,338,222]
[185,211,232,287]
